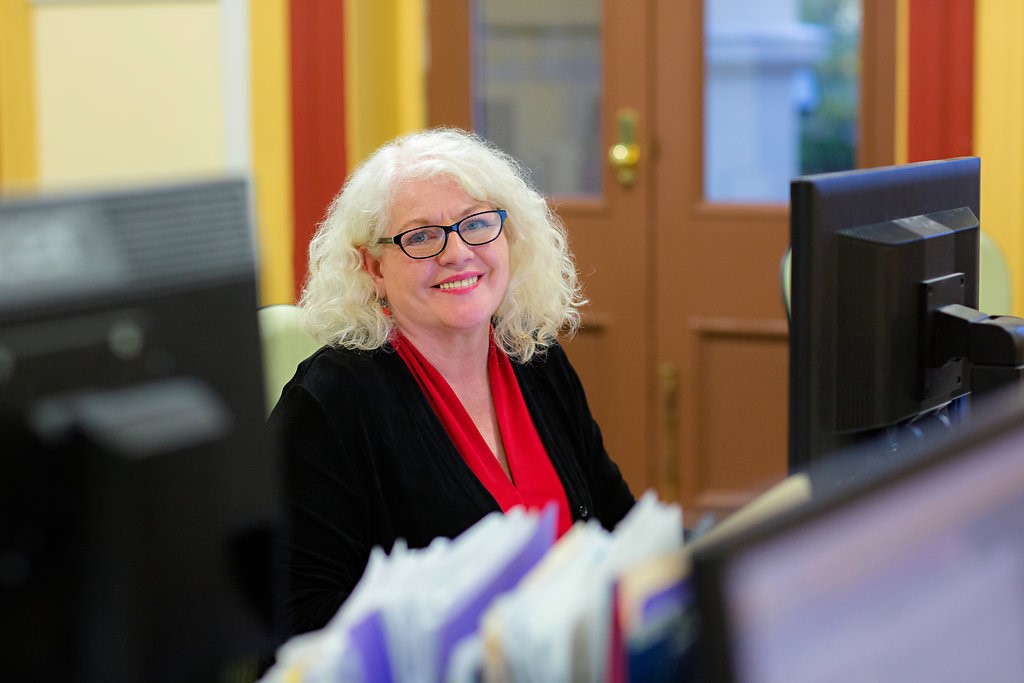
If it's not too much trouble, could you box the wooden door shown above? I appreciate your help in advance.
[649,1,896,517]
[429,1,895,518]
[651,2,787,516]
[428,0,655,493]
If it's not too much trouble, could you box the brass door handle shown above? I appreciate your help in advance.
[608,108,640,186]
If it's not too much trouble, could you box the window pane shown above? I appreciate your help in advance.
[704,0,860,202]
[472,0,602,197]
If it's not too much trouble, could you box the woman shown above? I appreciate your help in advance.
[270,128,635,637]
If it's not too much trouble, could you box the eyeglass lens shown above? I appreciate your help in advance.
[399,210,504,258]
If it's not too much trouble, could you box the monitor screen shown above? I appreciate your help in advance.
[0,178,282,682]
[788,157,983,473]
[692,386,1024,683]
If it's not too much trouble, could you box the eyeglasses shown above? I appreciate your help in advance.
[377,209,507,259]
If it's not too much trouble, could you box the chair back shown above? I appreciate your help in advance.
[258,304,321,414]
[979,231,1013,314]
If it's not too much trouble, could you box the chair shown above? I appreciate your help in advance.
[780,247,792,323]
[258,303,321,414]
[978,231,1013,314]
[780,229,1013,320]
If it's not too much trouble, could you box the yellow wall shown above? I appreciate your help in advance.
[251,0,295,305]
[345,0,426,168]
[0,0,296,305]
[0,0,37,187]
[33,2,226,187]
[975,0,1024,315]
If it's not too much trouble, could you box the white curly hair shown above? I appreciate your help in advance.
[298,127,585,362]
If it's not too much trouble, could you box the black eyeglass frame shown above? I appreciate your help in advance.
[376,209,507,259]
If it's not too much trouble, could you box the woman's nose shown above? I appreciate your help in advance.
[437,230,474,263]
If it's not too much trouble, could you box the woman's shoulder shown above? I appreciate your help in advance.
[511,340,581,390]
[269,342,424,449]
[514,340,572,371]
[301,342,393,368]
[290,343,405,398]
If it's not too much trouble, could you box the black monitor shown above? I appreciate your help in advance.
[0,178,281,681]
[692,385,1024,683]
[788,156,1024,474]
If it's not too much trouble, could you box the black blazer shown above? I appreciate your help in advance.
[269,342,635,637]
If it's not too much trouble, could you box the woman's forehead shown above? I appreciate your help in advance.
[389,177,487,227]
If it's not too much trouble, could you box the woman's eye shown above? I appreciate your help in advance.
[404,230,432,246]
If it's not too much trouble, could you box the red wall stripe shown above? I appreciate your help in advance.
[907,0,974,162]
[289,0,348,299]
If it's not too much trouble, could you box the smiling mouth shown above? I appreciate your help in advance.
[437,275,480,291]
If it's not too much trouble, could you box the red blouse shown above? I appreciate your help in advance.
[394,334,572,537]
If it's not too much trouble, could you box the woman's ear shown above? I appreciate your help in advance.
[359,246,385,296]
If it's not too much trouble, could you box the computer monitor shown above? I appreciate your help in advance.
[788,156,1024,474]
[692,385,1024,683]
[0,178,281,681]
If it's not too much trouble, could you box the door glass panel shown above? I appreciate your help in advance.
[472,0,602,197]
[704,0,860,202]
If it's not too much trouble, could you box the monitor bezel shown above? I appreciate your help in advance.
[693,384,1024,683]
[0,177,282,681]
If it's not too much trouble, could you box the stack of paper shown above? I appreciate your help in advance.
[479,491,686,683]
[261,505,558,683]
[612,547,695,683]
[260,489,706,682]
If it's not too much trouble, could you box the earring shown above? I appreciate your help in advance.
[380,297,391,317]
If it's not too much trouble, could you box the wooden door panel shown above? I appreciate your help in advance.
[564,321,649,491]
[561,199,653,496]
[685,210,790,315]
[427,0,472,128]
[685,320,789,517]
[659,218,792,515]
